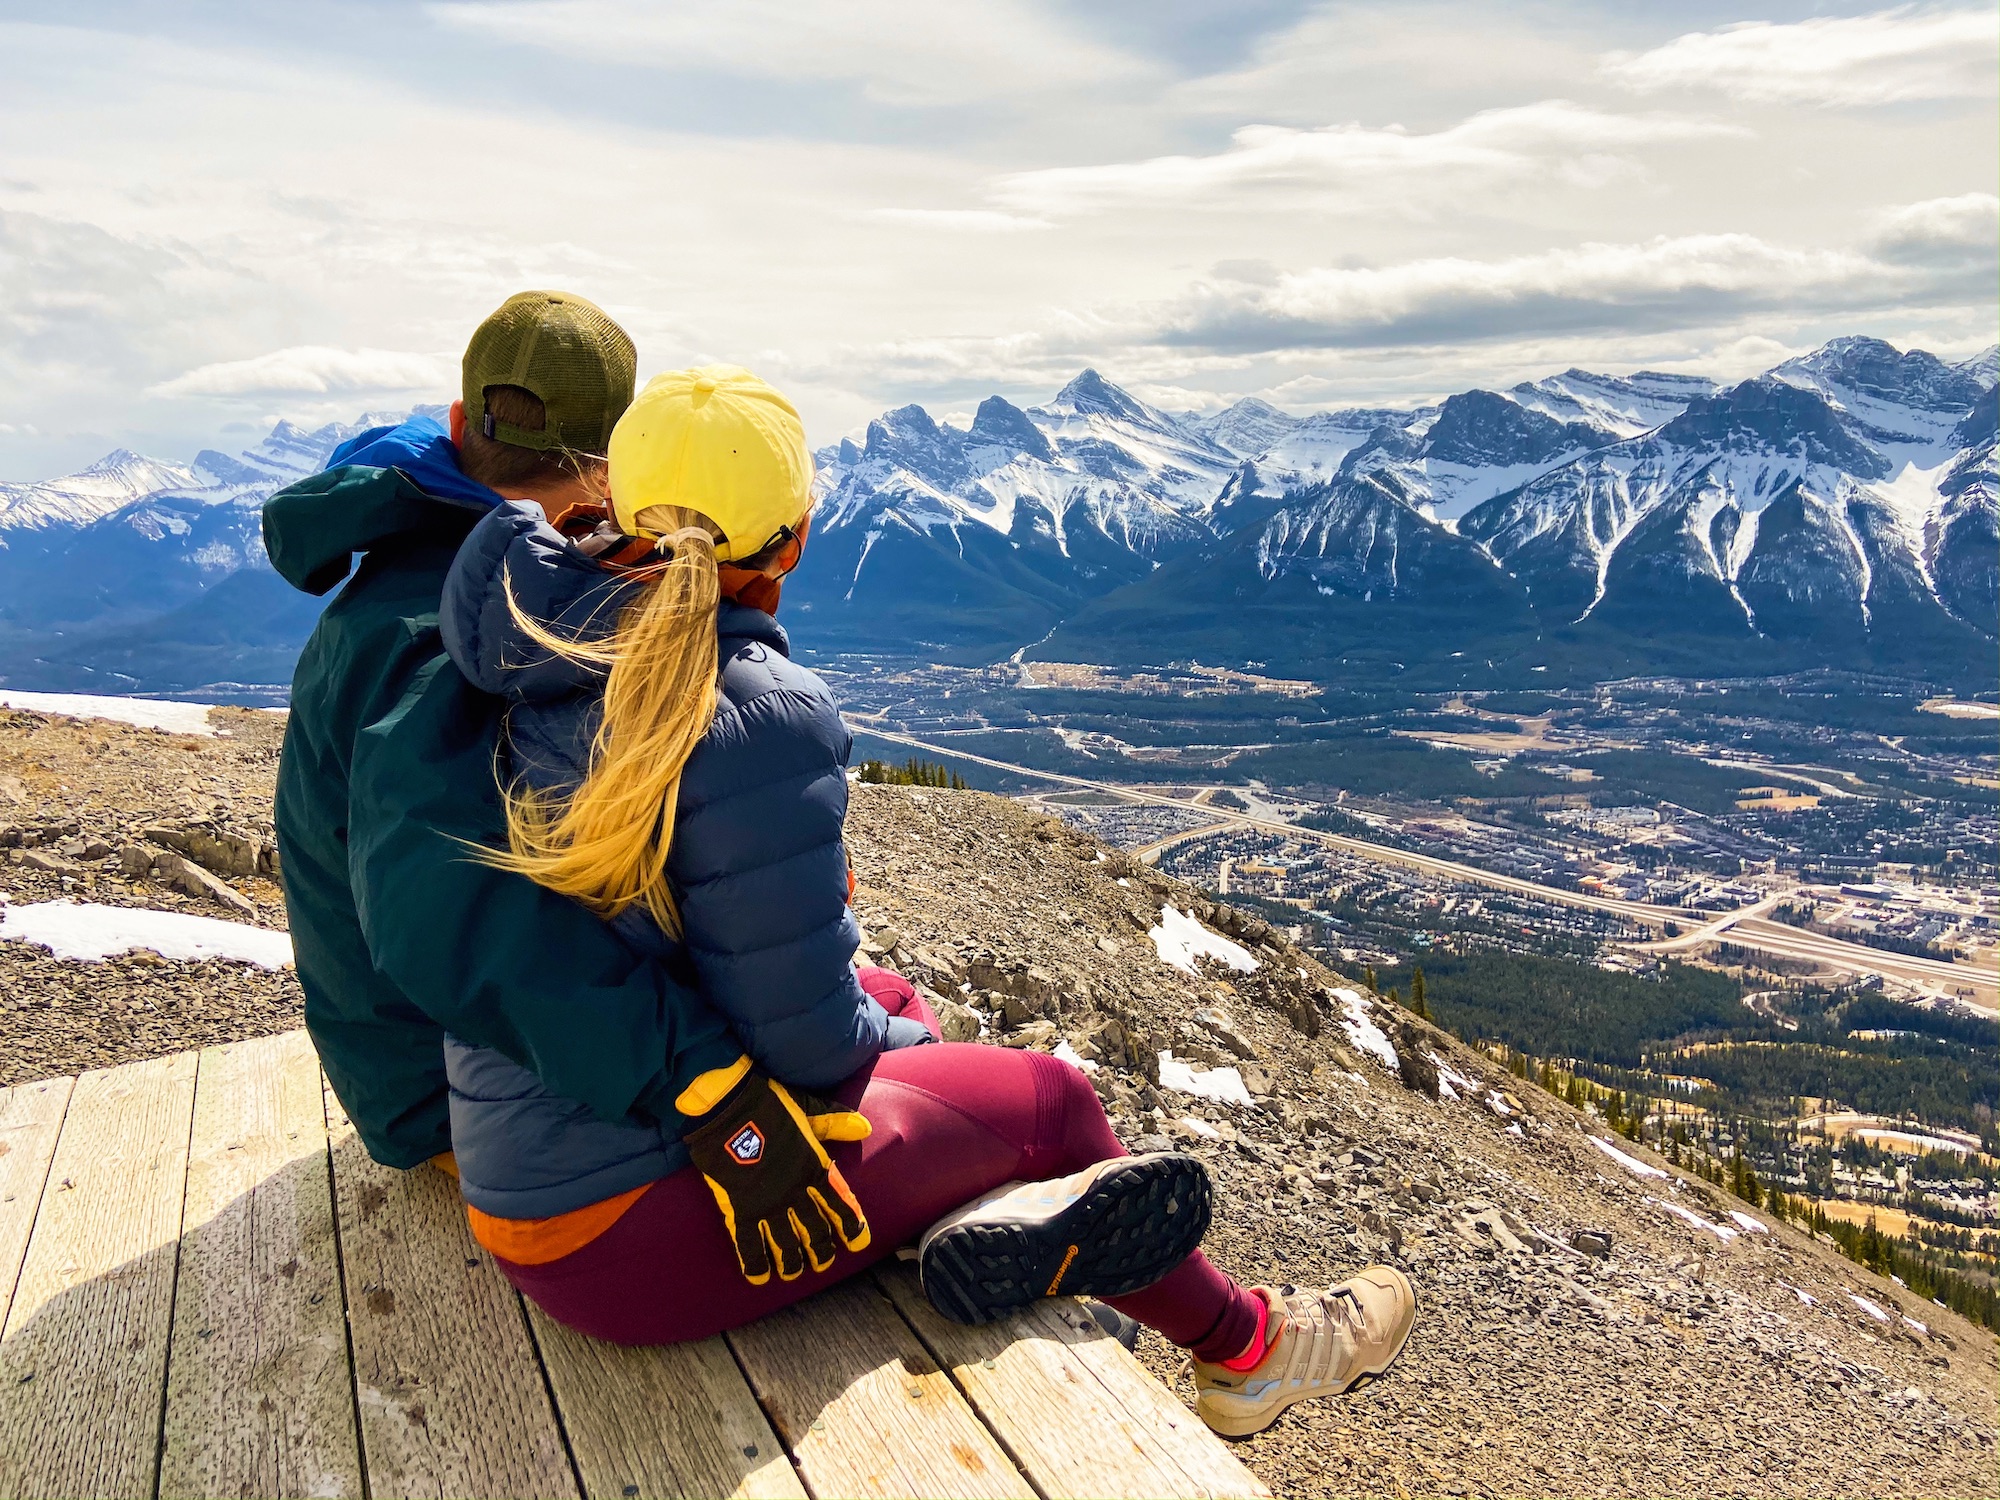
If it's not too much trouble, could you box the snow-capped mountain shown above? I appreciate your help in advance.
[0,409,439,697]
[0,339,1991,696]
[0,451,210,534]
[1026,339,1995,684]
[792,372,1240,651]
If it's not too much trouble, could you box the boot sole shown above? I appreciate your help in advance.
[1199,1270,1420,1439]
[920,1154,1212,1326]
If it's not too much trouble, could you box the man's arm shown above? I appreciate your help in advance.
[346,652,740,1124]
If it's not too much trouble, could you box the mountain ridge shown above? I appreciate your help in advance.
[0,343,1991,696]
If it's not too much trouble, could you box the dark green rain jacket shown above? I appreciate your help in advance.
[263,416,736,1168]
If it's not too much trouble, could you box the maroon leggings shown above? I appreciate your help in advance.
[498,977,1261,1360]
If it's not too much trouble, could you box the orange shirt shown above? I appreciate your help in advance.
[430,1152,653,1265]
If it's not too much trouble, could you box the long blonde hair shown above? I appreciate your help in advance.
[482,505,720,936]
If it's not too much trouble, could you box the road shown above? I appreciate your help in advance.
[855,722,2000,1009]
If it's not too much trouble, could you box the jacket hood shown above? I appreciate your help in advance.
[327,414,506,509]
[440,499,790,704]
[263,416,502,597]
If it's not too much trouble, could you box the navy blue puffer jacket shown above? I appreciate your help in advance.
[436,500,894,1218]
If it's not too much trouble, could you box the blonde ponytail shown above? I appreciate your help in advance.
[482,505,720,936]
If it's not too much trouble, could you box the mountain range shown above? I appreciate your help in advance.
[0,339,1991,698]
[792,336,1995,687]
[0,410,444,699]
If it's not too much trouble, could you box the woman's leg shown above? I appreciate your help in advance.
[856,965,942,1039]
[498,1044,1260,1356]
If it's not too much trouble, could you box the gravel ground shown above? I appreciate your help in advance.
[0,704,299,1084]
[2,704,1993,1497]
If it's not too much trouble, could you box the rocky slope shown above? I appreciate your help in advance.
[1,699,1995,1497]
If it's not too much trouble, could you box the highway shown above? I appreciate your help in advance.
[852,722,2000,1010]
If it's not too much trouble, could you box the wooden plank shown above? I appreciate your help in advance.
[0,1077,74,1333]
[161,1033,362,1499]
[879,1266,1270,1500]
[324,1083,579,1500]
[0,1053,198,1500]
[726,1277,1033,1500]
[528,1306,807,1500]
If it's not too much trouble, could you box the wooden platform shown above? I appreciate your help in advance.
[0,1032,1266,1500]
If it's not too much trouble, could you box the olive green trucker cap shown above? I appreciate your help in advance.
[462,291,637,453]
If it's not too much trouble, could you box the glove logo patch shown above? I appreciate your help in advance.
[726,1123,766,1166]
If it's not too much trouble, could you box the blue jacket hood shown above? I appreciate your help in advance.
[439,498,790,705]
[327,415,504,511]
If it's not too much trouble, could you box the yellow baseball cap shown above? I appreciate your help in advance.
[608,365,812,562]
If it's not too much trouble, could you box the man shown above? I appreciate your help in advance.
[265,291,737,1168]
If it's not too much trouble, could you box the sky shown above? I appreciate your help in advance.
[0,1,1994,476]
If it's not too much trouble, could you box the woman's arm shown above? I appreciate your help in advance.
[667,683,890,1089]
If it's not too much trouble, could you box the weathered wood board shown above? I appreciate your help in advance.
[529,1307,808,1500]
[881,1265,1270,1500]
[0,1053,197,1500]
[0,1035,1274,1500]
[325,1085,578,1500]
[0,1076,73,1333]
[161,1033,362,1499]
[728,1277,1034,1500]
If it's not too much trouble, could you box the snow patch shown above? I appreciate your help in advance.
[1848,1294,1892,1324]
[1330,988,1399,1071]
[1727,1210,1770,1234]
[1648,1196,1739,1241]
[1157,1049,1255,1107]
[1428,1051,1476,1101]
[1051,1039,1099,1074]
[1589,1136,1669,1180]
[0,898,291,968]
[1148,905,1259,976]
[0,690,218,736]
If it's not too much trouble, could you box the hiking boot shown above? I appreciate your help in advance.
[1192,1269,1418,1438]
[918,1153,1211,1326]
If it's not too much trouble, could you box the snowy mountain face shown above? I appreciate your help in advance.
[793,372,1242,651]
[1029,339,1994,684]
[0,408,441,697]
[1,343,1992,695]
[1449,350,1998,664]
[1189,397,1301,458]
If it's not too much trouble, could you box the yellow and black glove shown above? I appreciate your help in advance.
[678,1056,873,1284]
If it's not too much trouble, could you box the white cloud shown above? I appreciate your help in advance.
[1603,7,1998,107]
[861,209,1053,233]
[1867,191,2000,265]
[426,0,1150,106]
[994,100,1743,213]
[1150,231,1968,352]
[148,346,452,398]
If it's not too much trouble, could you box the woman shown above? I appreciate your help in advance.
[438,365,1416,1438]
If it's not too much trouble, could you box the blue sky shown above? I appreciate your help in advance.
[0,1,1993,475]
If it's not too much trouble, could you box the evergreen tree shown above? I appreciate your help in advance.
[1363,966,1379,994]
[1411,967,1428,1019]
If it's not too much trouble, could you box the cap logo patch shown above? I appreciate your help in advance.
[727,1123,765,1166]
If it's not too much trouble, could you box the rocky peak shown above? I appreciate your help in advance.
[966,395,1055,462]
[1950,383,1997,451]
[863,403,968,484]
[1044,368,1159,426]
[1199,396,1302,458]
[1776,337,1991,414]
[1423,389,1608,467]
[1658,377,1888,478]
